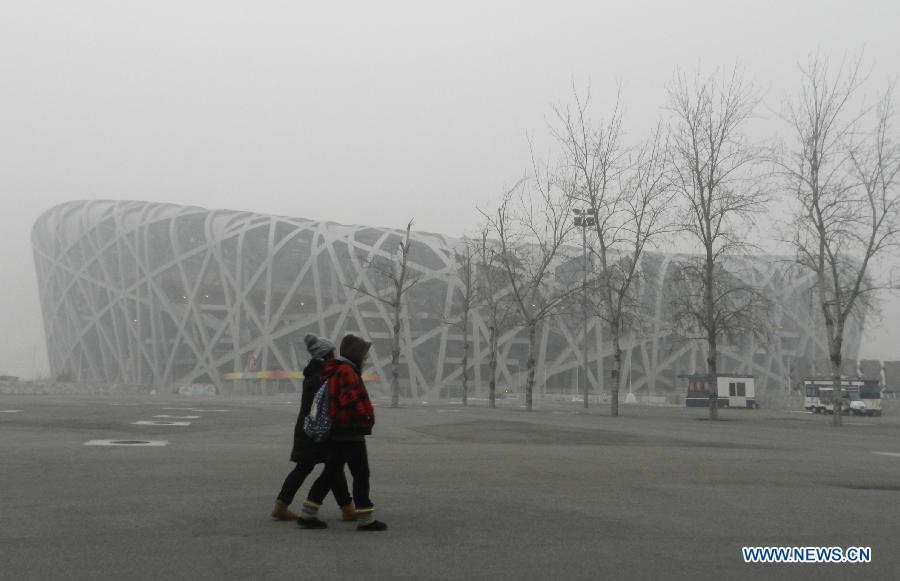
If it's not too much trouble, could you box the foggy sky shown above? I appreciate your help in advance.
[2,0,899,379]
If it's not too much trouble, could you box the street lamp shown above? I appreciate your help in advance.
[573,206,596,408]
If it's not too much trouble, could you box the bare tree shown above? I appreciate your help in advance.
[476,224,518,408]
[448,237,479,405]
[597,128,674,416]
[778,54,900,426]
[551,85,674,415]
[349,219,420,407]
[550,84,626,409]
[482,174,579,412]
[667,65,767,420]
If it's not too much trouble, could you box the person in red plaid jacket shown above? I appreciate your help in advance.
[326,340,375,438]
[269,334,355,523]
[297,334,387,531]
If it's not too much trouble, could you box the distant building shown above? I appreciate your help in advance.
[32,200,862,398]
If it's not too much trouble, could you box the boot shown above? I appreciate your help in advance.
[341,503,357,522]
[271,500,299,521]
[354,506,386,531]
[297,517,328,529]
[357,520,388,531]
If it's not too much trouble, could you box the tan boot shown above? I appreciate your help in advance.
[271,500,299,521]
[341,503,357,522]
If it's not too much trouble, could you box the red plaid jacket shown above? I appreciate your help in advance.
[321,357,375,436]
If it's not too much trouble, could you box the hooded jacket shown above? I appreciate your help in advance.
[290,357,329,462]
[321,356,375,438]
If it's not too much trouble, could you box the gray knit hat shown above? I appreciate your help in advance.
[304,334,334,359]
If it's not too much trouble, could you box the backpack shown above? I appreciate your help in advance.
[302,380,332,443]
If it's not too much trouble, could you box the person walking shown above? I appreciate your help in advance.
[297,333,387,531]
[270,334,356,522]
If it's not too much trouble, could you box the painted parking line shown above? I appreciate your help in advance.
[154,415,200,419]
[132,421,192,426]
[873,452,900,458]
[85,440,169,446]
[0,410,24,413]
[161,408,229,412]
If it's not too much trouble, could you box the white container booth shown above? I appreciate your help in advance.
[682,374,757,409]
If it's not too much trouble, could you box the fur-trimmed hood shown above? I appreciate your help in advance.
[339,334,371,370]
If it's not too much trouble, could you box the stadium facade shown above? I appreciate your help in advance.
[32,200,861,399]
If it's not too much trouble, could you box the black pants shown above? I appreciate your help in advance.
[277,459,351,506]
[307,440,372,510]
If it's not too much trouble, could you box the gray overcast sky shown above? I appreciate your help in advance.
[2,0,899,378]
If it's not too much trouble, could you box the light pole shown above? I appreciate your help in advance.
[573,207,596,408]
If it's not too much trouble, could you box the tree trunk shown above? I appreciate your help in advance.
[488,324,497,409]
[525,321,537,412]
[830,351,843,427]
[822,301,843,427]
[391,306,401,408]
[611,324,622,417]
[828,318,844,428]
[582,315,590,410]
[707,331,718,421]
[705,255,718,421]
[461,312,469,406]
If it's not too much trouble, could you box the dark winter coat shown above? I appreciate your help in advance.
[321,356,375,439]
[289,358,329,463]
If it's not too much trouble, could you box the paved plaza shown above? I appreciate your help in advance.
[2,394,899,580]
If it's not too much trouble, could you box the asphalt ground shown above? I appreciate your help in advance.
[2,394,899,581]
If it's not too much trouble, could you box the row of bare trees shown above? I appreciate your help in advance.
[346,54,898,427]
[474,54,898,424]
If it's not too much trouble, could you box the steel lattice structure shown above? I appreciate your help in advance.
[32,200,861,398]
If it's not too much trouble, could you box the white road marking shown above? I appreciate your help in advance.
[161,407,229,412]
[873,452,900,458]
[0,410,24,413]
[85,440,169,446]
[154,415,200,419]
[133,420,192,426]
